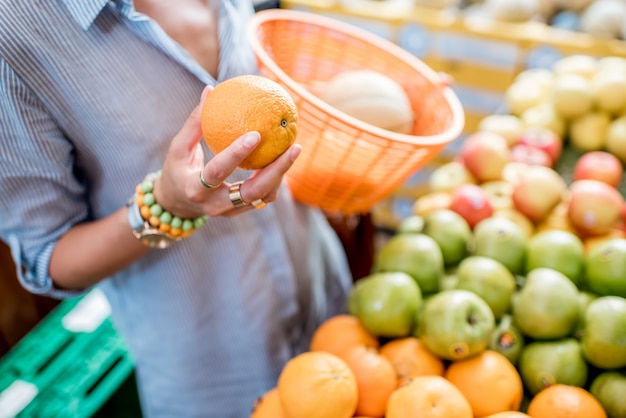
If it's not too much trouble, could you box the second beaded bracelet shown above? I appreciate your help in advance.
[134,171,208,240]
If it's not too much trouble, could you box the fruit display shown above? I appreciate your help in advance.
[416,56,626,250]
[250,203,626,416]
[249,73,625,410]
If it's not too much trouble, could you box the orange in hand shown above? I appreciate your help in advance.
[201,74,298,170]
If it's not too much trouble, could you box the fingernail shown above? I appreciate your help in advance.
[290,144,302,161]
[243,132,260,148]
[200,85,212,103]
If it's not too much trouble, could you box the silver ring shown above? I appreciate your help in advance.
[228,181,248,208]
[251,199,267,210]
[199,169,221,189]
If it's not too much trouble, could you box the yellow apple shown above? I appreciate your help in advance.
[569,111,612,152]
[590,70,626,114]
[478,114,526,147]
[512,165,568,223]
[552,74,594,119]
[428,161,477,194]
[505,79,550,116]
[606,116,626,163]
[459,132,511,183]
[481,181,515,210]
[521,103,566,138]
[551,53,598,78]
[413,192,452,218]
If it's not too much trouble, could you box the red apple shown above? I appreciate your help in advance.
[568,179,625,236]
[516,126,563,163]
[512,165,568,223]
[510,144,553,167]
[573,151,624,189]
[449,184,494,228]
[460,132,511,183]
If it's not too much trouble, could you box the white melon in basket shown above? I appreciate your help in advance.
[320,70,415,134]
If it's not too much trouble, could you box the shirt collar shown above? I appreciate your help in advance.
[61,0,115,30]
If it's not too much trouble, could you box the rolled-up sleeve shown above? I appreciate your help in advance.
[0,58,90,299]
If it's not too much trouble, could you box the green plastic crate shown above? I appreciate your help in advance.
[0,289,135,418]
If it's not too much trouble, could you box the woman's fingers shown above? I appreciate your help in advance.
[202,146,298,216]
[226,143,300,206]
[170,85,213,157]
[238,144,301,199]
[197,131,261,190]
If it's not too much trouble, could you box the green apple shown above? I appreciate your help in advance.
[397,215,425,235]
[454,256,516,320]
[416,289,495,361]
[581,296,626,369]
[348,272,423,338]
[422,209,472,268]
[525,230,584,286]
[488,314,525,365]
[512,268,579,340]
[471,217,528,274]
[573,291,599,339]
[518,338,588,395]
[590,371,626,418]
[373,233,444,295]
[585,238,626,297]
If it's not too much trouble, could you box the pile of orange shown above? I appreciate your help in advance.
[250,314,610,418]
[251,315,522,418]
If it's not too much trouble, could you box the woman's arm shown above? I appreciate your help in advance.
[49,207,149,290]
[48,87,301,290]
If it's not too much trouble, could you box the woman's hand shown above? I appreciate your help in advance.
[154,85,302,218]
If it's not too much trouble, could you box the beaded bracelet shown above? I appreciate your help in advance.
[134,170,208,240]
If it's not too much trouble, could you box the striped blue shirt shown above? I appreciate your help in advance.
[0,0,352,416]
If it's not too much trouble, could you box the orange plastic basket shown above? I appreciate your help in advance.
[248,9,465,214]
